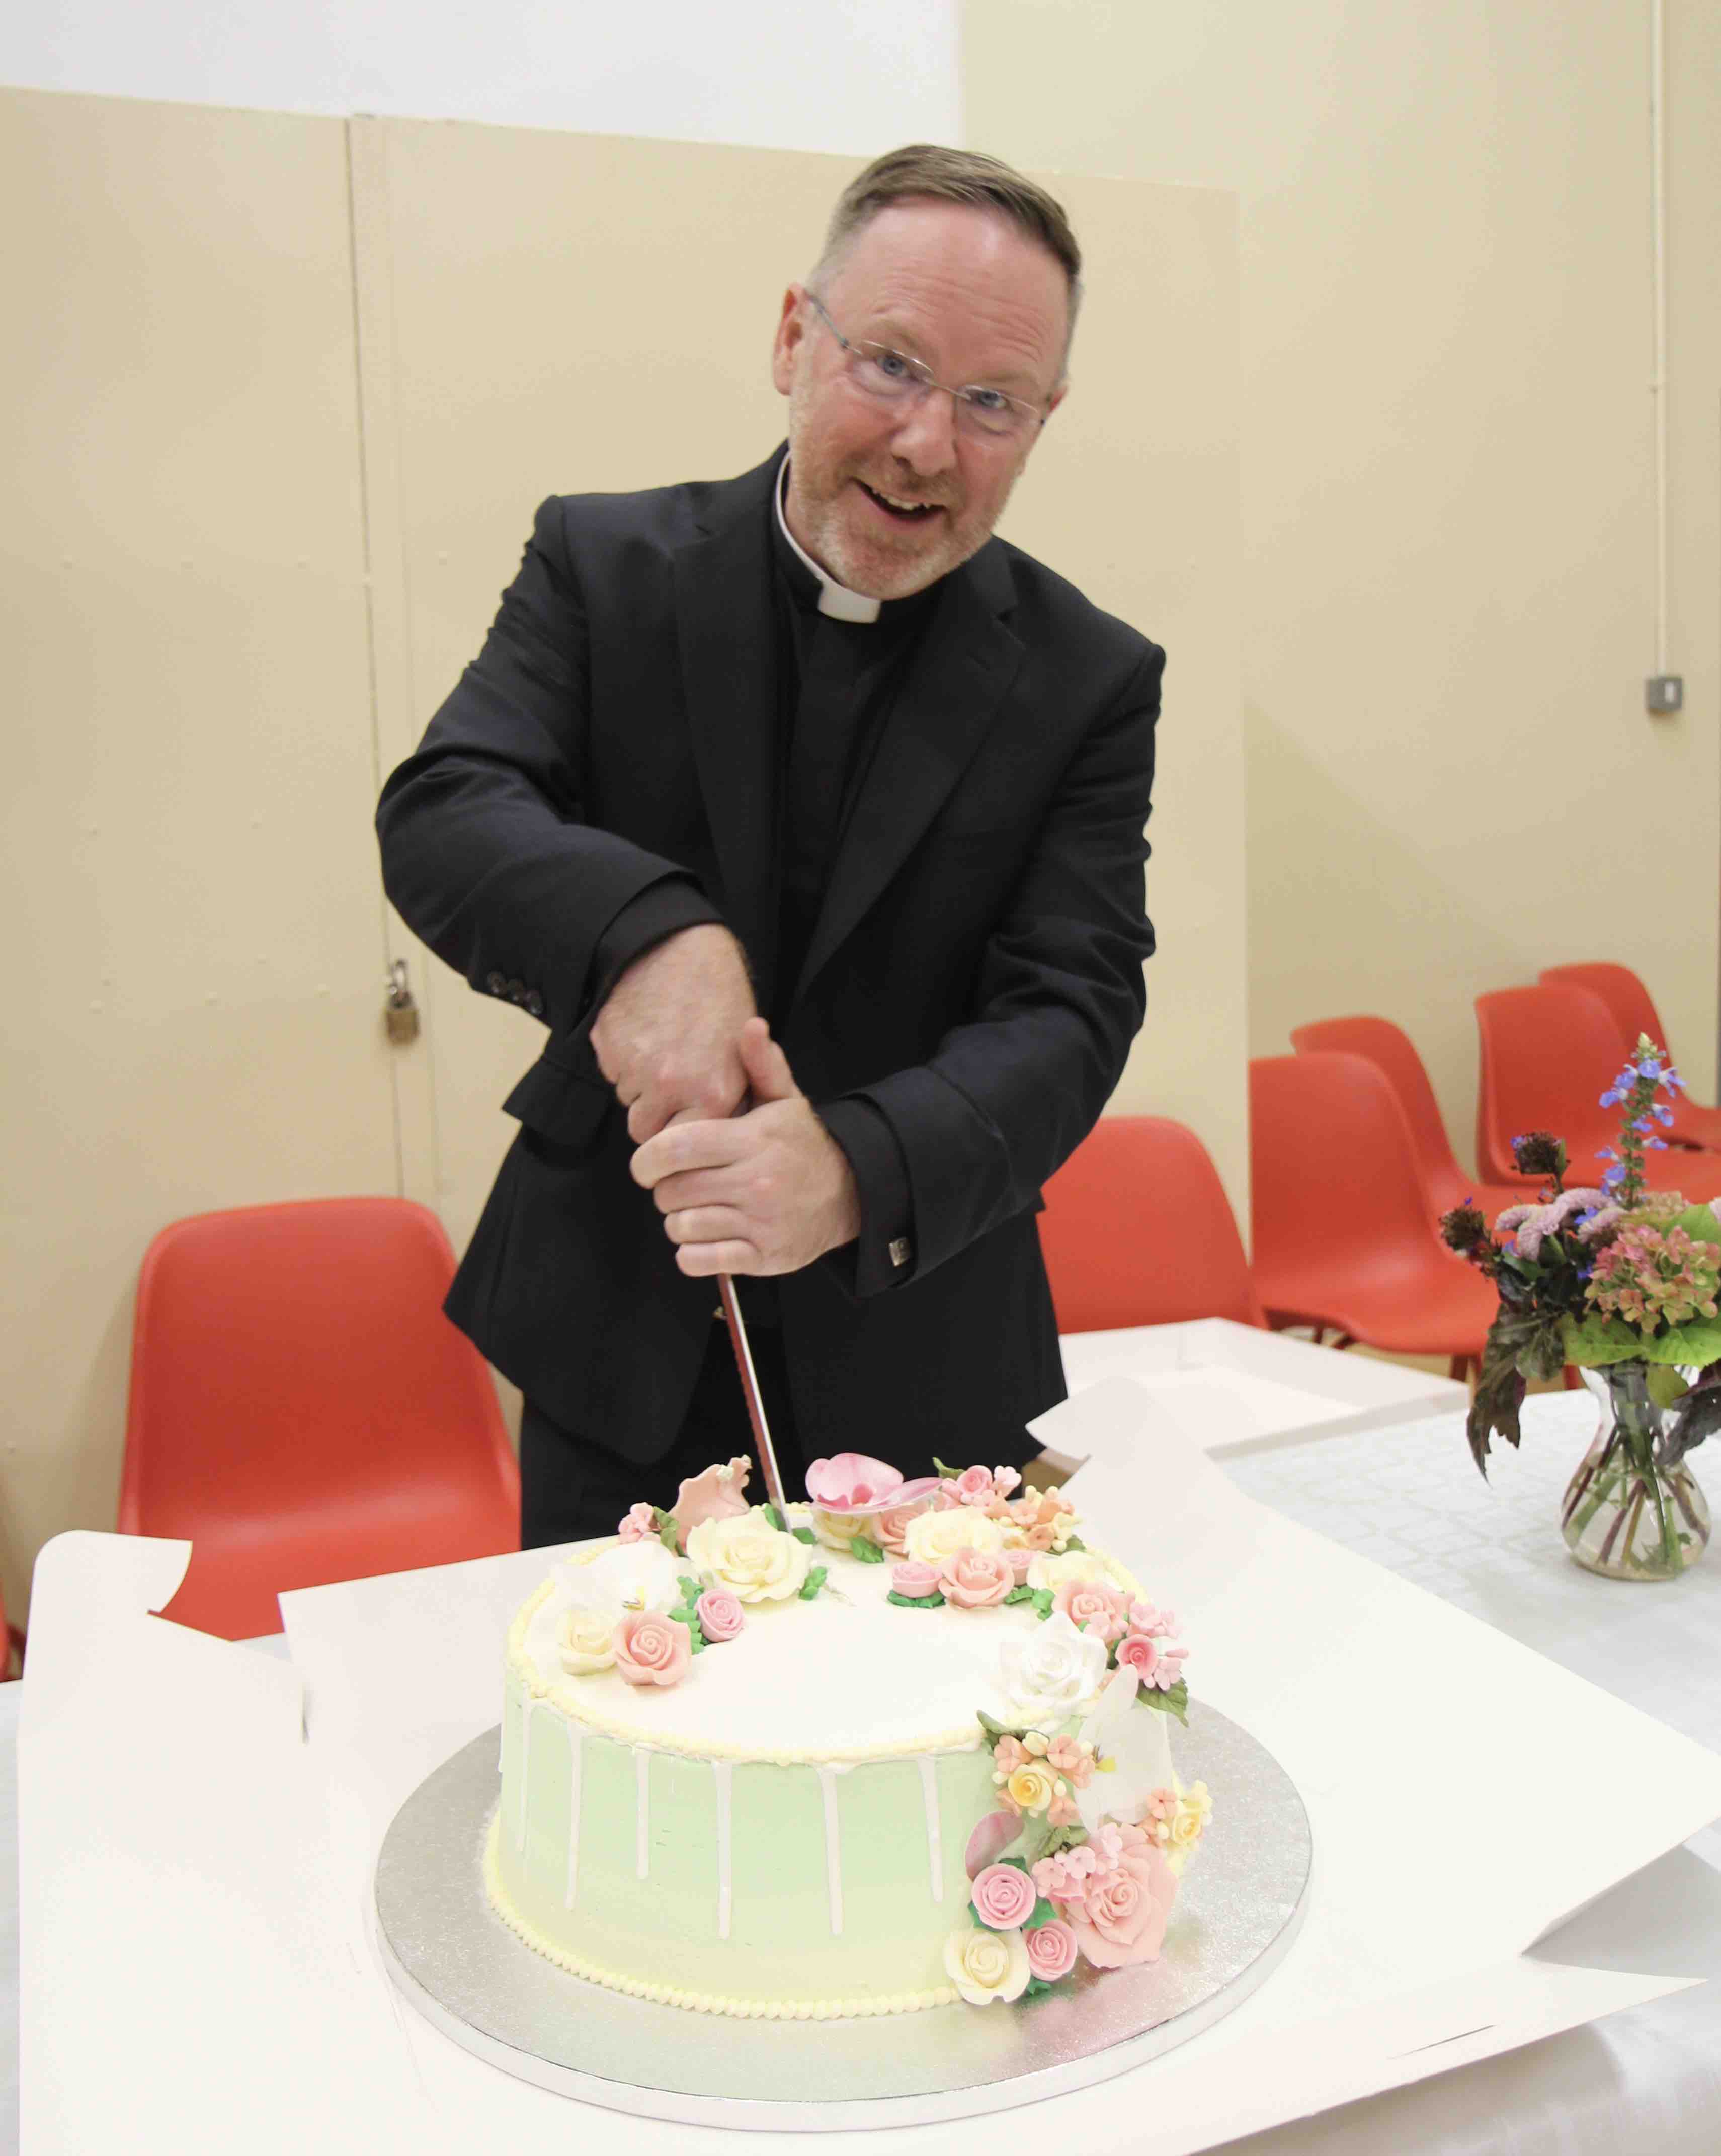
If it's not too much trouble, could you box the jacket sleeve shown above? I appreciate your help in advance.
[375,499,718,1041]
[837,640,1162,1286]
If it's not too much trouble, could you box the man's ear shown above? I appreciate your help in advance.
[770,286,806,397]
[1043,381,1069,424]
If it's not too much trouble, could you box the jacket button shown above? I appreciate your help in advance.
[485,971,506,995]
[526,990,545,1018]
[506,978,527,1003]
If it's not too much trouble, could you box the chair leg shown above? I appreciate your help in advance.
[1448,1354,1472,1383]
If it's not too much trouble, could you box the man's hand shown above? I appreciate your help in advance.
[590,924,756,1144]
[630,1019,862,1276]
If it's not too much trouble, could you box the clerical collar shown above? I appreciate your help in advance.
[774,459,882,623]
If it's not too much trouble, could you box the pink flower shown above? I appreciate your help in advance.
[1061,1825,1177,1970]
[1142,1786,1178,1823]
[1047,1793,1081,1827]
[938,1547,1014,1609]
[970,1862,1037,1930]
[871,1494,935,1554]
[992,1734,1029,1776]
[616,1501,658,1543]
[611,1609,692,1688]
[1023,1920,1078,1982]
[1115,1633,1160,1684]
[1128,1600,1179,1638]
[933,1481,965,1510]
[805,1451,902,1511]
[953,1464,996,1505]
[992,1465,1023,1500]
[1046,1737,1094,1787]
[1053,1579,1130,1643]
[1144,1642,1189,1692]
[964,1809,1021,1880]
[670,1457,751,1552]
[1004,1546,1036,1582]
[890,1559,942,1600]
[1023,1523,1057,1552]
[694,1589,744,1643]
[1031,1844,1101,1905]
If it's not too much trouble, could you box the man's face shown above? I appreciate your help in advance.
[771,200,1069,600]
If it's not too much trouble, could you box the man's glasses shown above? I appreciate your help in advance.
[802,290,1047,442]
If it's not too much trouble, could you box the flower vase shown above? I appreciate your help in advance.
[1560,1363,1710,1580]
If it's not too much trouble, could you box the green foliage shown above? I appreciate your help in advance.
[1648,1365,1692,1409]
[763,1503,788,1534]
[976,1709,1029,1742]
[1030,1589,1054,1621]
[667,1605,706,1653]
[1004,1584,1037,1604]
[658,1523,682,1554]
[1665,1369,1721,1467]
[887,1588,945,1609]
[1669,1205,1721,1250]
[1564,1313,1721,1367]
[1137,1678,1189,1727]
[932,1457,962,1480]
[1029,1896,1057,1930]
[790,1527,817,1545]
[678,1575,701,1602]
[1061,1535,1087,1553]
[798,1565,828,1601]
[847,1535,886,1564]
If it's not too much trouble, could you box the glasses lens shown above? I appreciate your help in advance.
[851,345,921,400]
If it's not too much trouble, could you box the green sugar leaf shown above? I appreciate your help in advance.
[1030,1897,1057,1930]
[847,1535,887,1564]
[763,1503,788,1533]
[887,1588,946,1609]
[1004,1584,1036,1604]
[1061,1535,1087,1553]
[932,1457,962,1480]
[1031,1589,1055,1620]
[677,1575,701,1601]
[791,1527,818,1545]
[799,1565,829,1601]
[977,1709,1028,1741]
[1137,1678,1190,1727]
[658,1523,682,1554]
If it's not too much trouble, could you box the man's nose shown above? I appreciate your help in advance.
[889,386,960,474]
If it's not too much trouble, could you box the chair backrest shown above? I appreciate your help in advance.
[1289,1014,1473,1215]
[122,1197,519,1632]
[1473,984,1624,1185]
[1038,1116,1264,1332]
[1250,1052,1444,1271]
[1539,964,1663,1058]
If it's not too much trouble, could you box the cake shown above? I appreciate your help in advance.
[487,1453,1212,2018]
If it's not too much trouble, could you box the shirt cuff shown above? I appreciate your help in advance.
[588,877,725,1017]
[819,1097,916,1297]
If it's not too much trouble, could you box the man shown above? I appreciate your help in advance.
[377,145,1163,1546]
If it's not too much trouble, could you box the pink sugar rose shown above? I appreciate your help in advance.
[1023,1919,1078,1982]
[871,1494,935,1555]
[938,1546,1014,1609]
[1061,1824,1177,1970]
[1053,1578,1131,1644]
[953,1464,996,1505]
[1115,1632,1161,1684]
[933,1481,964,1510]
[611,1609,692,1688]
[694,1588,745,1643]
[891,1559,942,1600]
[671,1457,752,1552]
[1004,1546,1036,1582]
[616,1501,658,1543]
[971,1862,1038,1931]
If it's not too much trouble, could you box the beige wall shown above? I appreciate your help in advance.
[966,0,1721,1175]
[3,96,1243,1618]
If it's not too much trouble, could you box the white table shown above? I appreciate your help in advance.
[11,1390,1721,2153]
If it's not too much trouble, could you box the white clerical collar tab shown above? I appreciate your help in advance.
[776,460,882,623]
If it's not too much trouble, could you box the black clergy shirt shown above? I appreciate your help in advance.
[585,463,925,1303]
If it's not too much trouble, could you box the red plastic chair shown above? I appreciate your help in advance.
[121,1198,520,1640]
[1038,1116,1265,1332]
[1289,1015,1525,1228]
[1474,986,1721,1201]
[1250,1054,1500,1379]
[1539,963,1721,1153]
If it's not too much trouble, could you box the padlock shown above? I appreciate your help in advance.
[384,958,421,1045]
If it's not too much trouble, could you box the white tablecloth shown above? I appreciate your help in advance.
[11,1390,1721,2154]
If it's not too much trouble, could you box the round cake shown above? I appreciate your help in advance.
[487,1457,1210,2019]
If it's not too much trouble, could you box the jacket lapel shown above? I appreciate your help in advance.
[671,452,784,997]
[791,538,1023,1007]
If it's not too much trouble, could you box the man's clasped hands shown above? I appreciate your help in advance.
[591,924,861,1278]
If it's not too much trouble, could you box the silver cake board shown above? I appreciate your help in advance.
[374,1703,1312,2130]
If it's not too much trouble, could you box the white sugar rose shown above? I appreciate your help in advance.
[808,1506,876,1554]
[999,1611,1110,1721]
[584,1541,684,1614]
[903,1507,1006,1567]
[943,1924,1030,2006]
[1025,1548,1113,1595]
[557,1601,618,1675]
[686,1510,811,1603]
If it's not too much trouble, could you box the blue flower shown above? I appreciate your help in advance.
[1595,1146,1619,1163]
[1646,1137,1668,1151]
[1600,1082,1629,1107]
[1601,1163,1627,1193]
[1637,1055,1664,1080]
[1653,1104,1675,1127]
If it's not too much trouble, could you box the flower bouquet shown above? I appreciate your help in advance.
[1443,1036,1721,1578]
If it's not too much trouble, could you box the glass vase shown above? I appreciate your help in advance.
[1561,1363,1710,1580]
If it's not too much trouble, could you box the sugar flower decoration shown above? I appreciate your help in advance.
[938,1546,1014,1608]
[611,1608,692,1688]
[803,1452,939,1516]
[943,1925,1031,2006]
[1025,1548,1111,1595]
[1074,1663,1176,1837]
[1023,1919,1078,1982]
[583,1539,684,1615]
[693,1588,745,1643]
[903,1506,1007,1568]
[998,1610,1109,1722]
[671,1457,752,1551]
[615,1501,658,1543]
[970,1863,1038,1931]
[685,1509,811,1603]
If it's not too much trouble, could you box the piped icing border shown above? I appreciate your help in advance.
[506,1540,1142,1766]
[483,1809,958,2018]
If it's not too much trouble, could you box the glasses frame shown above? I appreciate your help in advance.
[801,289,1048,440]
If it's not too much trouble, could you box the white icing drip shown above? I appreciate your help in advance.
[918,1756,943,1903]
[516,1694,534,1852]
[816,1765,847,1935]
[712,1760,733,1939]
[636,1748,650,1880]
[564,1723,583,1908]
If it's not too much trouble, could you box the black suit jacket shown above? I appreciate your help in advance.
[376,446,1162,1465]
